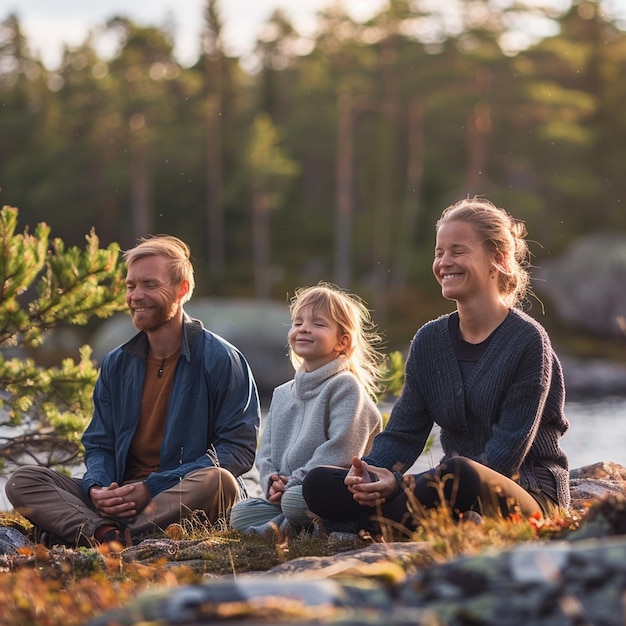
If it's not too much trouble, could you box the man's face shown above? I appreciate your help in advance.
[125,255,182,332]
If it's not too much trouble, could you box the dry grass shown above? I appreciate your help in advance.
[0,504,579,626]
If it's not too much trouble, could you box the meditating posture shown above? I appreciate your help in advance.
[302,198,570,536]
[229,283,384,535]
[6,235,260,547]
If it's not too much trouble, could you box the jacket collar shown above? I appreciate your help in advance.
[122,311,203,362]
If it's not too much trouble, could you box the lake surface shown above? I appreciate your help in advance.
[398,396,626,474]
[1,397,625,511]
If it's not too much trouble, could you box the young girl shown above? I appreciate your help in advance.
[303,198,570,536]
[229,283,384,535]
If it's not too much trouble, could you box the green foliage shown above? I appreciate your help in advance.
[377,349,434,455]
[245,113,300,194]
[379,350,405,400]
[377,350,405,429]
[2,2,626,345]
[0,206,126,473]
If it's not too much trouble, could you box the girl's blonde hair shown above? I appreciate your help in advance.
[436,197,531,308]
[288,282,385,399]
[123,235,195,304]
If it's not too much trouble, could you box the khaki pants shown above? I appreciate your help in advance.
[5,465,239,546]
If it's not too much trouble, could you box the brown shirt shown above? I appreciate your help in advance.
[123,348,180,482]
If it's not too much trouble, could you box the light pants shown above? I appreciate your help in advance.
[229,485,313,532]
[5,465,239,546]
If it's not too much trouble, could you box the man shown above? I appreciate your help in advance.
[6,235,260,547]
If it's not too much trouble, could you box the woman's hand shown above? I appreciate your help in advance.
[344,457,397,506]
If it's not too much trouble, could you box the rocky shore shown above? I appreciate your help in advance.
[74,461,626,625]
[1,461,624,624]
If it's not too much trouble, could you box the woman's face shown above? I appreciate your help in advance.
[432,220,497,304]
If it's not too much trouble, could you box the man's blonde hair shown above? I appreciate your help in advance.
[123,235,195,304]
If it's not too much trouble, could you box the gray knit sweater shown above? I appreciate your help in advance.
[256,355,382,496]
[364,309,570,510]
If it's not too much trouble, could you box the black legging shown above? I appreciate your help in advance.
[302,456,548,533]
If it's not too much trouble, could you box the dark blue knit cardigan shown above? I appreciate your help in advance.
[364,308,570,511]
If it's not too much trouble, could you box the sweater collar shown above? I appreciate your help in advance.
[293,355,349,398]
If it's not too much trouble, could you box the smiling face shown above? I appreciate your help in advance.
[125,255,187,333]
[432,220,499,304]
[288,304,349,371]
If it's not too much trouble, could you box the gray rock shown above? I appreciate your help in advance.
[536,234,626,338]
[0,527,33,555]
[88,576,394,626]
[90,298,294,398]
[262,542,435,578]
[91,533,626,625]
[560,356,626,397]
[398,536,626,625]
[570,461,626,516]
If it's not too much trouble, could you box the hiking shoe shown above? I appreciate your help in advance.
[32,526,69,549]
[94,523,130,548]
[460,510,484,525]
[100,527,123,544]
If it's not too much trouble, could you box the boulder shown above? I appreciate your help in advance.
[90,298,294,399]
[569,461,626,518]
[536,234,626,338]
[560,355,626,397]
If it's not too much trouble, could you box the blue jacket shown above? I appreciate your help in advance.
[82,315,260,498]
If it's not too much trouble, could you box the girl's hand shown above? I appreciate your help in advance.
[268,474,288,503]
[345,457,397,507]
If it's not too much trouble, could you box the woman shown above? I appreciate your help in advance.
[302,198,569,535]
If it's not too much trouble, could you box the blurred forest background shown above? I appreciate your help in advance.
[1,0,626,353]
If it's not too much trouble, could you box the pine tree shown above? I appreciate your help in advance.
[0,205,126,474]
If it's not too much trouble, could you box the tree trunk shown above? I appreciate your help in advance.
[392,98,425,289]
[129,127,151,239]
[203,0,226,276]
[334,91,353,288]
[206,72,225,276]
[465,68,492,195]
[252,188,270,299]
[370,40,399,324]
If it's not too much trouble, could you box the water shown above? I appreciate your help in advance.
[1,397,625,511]
[561,396,626,469]
[403,396,626,474]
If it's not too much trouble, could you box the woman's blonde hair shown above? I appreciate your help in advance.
[288,282,385,399]
[436,197,531,308]
[123,235,195,304]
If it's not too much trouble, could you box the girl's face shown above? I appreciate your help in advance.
[432,220,499,304]
[288,304,349,371]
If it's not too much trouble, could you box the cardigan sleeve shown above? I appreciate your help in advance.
[363,333,434,473]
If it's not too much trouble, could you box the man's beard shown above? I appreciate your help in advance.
[132,302,179,332]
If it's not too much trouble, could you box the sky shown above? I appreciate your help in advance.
[6,0,388,70]
[7,1,626,70]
